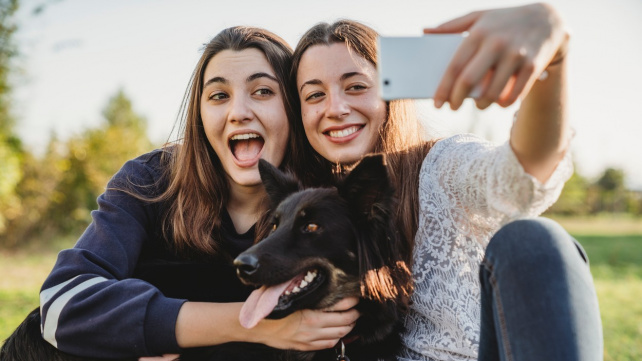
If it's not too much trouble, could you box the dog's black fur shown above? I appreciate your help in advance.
[1,154,410,361]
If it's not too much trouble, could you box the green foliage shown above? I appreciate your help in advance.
[0,90,154,247]
[0,0,21,239]
[42,89,153,236]
[598,168,626,192]
[547,166,641,216]
[0,0,19,136]
[591,168,631,213]
[0,138,21,233]
[547,170,589,215]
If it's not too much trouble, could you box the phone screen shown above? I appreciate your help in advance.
[377,34,465,100]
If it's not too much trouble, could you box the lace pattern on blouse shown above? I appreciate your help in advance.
[397,134,573,361]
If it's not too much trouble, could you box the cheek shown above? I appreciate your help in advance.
[301,112,314,132]
[301,105,322,131]
[201,105,222,129]
[374,105,387,129]
[367,99,387,129]
[267,107,290,148]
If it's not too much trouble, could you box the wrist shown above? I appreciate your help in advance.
[547,31,570,69]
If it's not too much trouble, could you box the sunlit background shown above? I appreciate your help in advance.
[11,0,642,188]
[2,1,642,358]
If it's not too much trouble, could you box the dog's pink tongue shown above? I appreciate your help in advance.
[239,281,290,329]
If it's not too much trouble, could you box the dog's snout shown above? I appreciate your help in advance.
[234,253,260,276]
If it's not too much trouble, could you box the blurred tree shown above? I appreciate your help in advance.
[1,90,154,247]
[2,135,66,246]
[0,0,18,135]
[546,169,589,215]
[40,89,153,234]
[593,168,628,213]
[597,168,625,192]
[0,0,21,237]
[0,1,155,247]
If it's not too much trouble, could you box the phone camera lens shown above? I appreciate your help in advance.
[384,79,390,86]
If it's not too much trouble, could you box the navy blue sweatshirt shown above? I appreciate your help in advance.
[39,149,255,357]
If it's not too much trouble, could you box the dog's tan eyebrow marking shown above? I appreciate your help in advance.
[299,210,306,218]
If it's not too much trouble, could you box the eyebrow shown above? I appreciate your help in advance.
[299,71,365,93]
[203,72,279,89]
[203,76,226,88]
[247,72,278,83]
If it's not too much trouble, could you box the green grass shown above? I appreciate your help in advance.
[573,234,642,361]
[597,279,642,361]
[0,248,57,343]
[1,219,641,359]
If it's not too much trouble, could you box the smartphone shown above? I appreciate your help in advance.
[377,34,470,100]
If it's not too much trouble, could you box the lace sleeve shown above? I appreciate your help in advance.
[424,134,573,231]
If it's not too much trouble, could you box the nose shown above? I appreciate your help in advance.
[326,91,350,119]
[228,95,254,123]
[234,253,260,277]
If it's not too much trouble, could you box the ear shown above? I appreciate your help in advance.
[340,154,411,302]
[339,154,393,218]
[258,159,300,208]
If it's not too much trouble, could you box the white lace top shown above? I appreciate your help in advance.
[397,134,573,361]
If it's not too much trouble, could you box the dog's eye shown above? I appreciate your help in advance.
[271,223,277,231]
[304,223,319,233]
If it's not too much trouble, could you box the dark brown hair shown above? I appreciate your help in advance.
[289,20,435,266]
[155,26,296,258]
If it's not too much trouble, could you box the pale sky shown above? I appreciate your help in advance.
[11,0,642,188]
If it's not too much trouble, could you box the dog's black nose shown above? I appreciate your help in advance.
[234,253,260,276]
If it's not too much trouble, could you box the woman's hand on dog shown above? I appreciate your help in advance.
[254,296,360,351]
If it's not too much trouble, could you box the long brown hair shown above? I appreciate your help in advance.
[289,20,434,265]
[151,27,296,258]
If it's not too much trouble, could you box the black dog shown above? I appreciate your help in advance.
[1,154,410,361]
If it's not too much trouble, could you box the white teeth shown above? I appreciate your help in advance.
[230,133,260,141]
[284,271,319,297]
[304,271,316,283]
[327,126,360,138]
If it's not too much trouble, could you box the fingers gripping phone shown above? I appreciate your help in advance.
[377,34,477,100]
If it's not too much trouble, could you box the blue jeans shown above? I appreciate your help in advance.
[478,218,603,361]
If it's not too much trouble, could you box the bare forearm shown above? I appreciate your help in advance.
[175,302,253,348]
[174,298,359,350]
[511,40,571,183]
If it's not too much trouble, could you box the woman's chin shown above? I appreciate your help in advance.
[319,147,371,165]
[227,170,263,189]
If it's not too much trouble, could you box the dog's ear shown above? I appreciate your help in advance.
[339,154,393,217]
[340,154,412,303]
[259,159,300,208]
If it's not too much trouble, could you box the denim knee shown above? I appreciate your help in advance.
[479,218,602,361]
[483,217,587,273]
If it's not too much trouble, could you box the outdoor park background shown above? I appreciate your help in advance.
[0,0,641,360]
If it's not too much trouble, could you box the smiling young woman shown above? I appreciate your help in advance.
[291,4,602,361]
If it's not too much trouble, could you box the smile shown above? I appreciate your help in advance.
[324,125,363,142]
